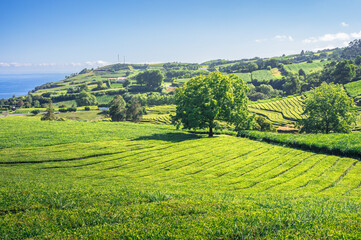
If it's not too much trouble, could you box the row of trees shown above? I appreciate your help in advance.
[246,57,361,101]
[171,72,356,136]
[109,96,145,122]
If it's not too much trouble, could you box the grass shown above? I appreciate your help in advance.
[239,130,361,159]
[249,96,304,125]
[233,72,251,82]
[96,95,115,104]
[271,68,282,79]
[1,118,361,238]
[284,60,330,74]
[57,110,105,121]
[344,79,361,97]
[251,69,275,81]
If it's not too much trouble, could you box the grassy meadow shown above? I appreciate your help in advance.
[1,117,361,239]
[344,79,361,97]
[284,60,330,74]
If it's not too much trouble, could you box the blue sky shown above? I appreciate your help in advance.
[1,0,361,73]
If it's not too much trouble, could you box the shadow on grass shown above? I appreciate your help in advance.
[133,132,202,143]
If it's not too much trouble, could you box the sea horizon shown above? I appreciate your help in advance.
[0,73,69,99]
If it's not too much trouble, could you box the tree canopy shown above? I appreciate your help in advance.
[109,95,127,121]
[136,69,164,90]
[172,72,251,137]
[299,82,356,134]
[76,90,98,106]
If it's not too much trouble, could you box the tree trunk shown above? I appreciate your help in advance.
[209,125,213,137]
[209,121,214,137]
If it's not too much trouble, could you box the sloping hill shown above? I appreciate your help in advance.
[1,118,361,238]
[249,96,304,125]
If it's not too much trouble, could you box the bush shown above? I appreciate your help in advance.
[59,108,68,113]
[84,106,90,111]
[31,109,40,115]
[67,107,77,112]
[253,115,276,132]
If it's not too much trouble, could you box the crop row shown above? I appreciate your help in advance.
[2,119,361,238]
[249,96,304,124]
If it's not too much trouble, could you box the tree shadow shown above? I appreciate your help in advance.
[133,132,203,143]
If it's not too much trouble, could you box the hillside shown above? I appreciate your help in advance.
[1,118,361,238]
[0,48,341,110]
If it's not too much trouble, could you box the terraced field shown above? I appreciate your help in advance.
[249,96,304,125]
[142,105,175,124]
[142,114,172,124]
[284,60,330,74]
[344,79,361,97]
[1,118,361,238]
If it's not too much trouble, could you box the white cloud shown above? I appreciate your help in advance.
[255,38,267,43]
[0,62,11,67]
[255,35,294,43]
[351,31,361,38]
[0,60,111,68]
[274,35,294,41]
[341,22,349,27]
[303,31,361,44]
[313,45,336,51]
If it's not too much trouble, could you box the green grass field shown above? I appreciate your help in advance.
[1,118,361,238]
[251,69,276,82]
[284,60,330,74]
[233,72,252,82]
[249,96,304,125]
[344,79,361,97]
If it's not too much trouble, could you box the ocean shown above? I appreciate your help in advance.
[0,73,68,99]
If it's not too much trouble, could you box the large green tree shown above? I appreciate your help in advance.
[172,72,251,137]
[126,98,144,122]
[136,69,164,89]
[299,82,356,134]
[109,95,127,121]
[76,90,98,106]
[333,60,356,84]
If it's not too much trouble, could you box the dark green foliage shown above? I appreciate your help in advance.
[77,84,89,92]
[41,101,56,121]
[126,99,144,122]
[248,92,267,101]
[84,106,90,111]
[333,60,356,84]
[67,107,77,112]
[247,62,258,72]
[355,55,361,65]
[253,115,276,132]
[31,109,40,115]
[299,82,356,133]
[59,108,67,113]
[122,79,131,88]
[109,95,126,121]
[342,39,361,59]
[298,68,306,78]
[136,69,164,89]
[283,75,300,95]
[78,68,91,74]
[173,72,252,137]
[93,81,108,91]
[76,90,98,106]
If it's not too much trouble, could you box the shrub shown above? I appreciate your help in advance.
[67,107,77,112]
[253,115,276,132]
[84,106,90,111]
[31,109,40,115]
[59,108,68,113]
